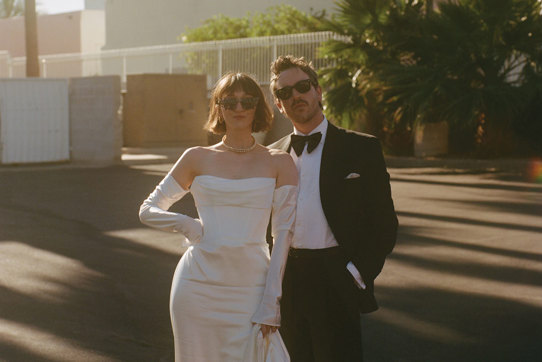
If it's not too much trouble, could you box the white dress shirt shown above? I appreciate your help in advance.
[290,117,366,289]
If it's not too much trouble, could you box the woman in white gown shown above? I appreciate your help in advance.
[139,72,297,361]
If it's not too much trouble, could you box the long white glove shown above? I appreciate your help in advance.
[251,185,297,327]
[139,174,203,243]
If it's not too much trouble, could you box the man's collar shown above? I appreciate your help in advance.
[293,117,328,137]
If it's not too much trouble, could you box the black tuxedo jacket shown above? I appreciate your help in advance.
[270,121,398,313]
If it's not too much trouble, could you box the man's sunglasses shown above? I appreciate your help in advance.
[274,79,316,100]
[216,97,259,110]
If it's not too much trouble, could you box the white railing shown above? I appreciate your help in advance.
[2,32,343,88]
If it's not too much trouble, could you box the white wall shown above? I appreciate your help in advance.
[81,10,107,54]
[0,10,105,57]
[85,0,106,10]
[103,0,336,49]
[80,10,107,75]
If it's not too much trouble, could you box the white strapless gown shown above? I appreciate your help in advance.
[169,175,292,362]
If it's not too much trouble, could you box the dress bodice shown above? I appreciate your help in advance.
[190,175,276,247]
[178,176,277,287]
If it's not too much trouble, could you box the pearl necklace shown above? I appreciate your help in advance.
[222,135,257,153]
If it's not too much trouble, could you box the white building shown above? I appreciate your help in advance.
[0,10,105,58]
[0,0,335,78]
[103,0,336,49]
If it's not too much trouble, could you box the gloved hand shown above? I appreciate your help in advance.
[139,174,203,243]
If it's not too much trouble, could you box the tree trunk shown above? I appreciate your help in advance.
[426,0,434,15]
[24,0,39,77]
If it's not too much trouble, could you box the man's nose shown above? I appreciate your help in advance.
[291,88,303,99]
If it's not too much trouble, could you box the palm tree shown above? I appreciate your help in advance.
[319,0,421,152]
[375,0,542,155]
[320,0,542,156]
[0,0,24,18]
[24,0,39,77]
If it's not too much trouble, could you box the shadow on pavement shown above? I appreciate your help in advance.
[419,197,542,218]
[365,285,541,362]
[398,225,542,263]
[391,176,542,193]
[1,162,541,361]
[397,210,542,234]
[0,166,196,361]
[364,205,542,362]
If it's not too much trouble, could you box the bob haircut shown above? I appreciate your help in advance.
[205,72,273,135]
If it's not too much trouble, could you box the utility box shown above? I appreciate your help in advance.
[123,74,207,147]
[414,121,449,157]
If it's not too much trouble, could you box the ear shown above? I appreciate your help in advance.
[315,85,323,102]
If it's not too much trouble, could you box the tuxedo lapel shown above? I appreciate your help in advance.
[320,123,342,214]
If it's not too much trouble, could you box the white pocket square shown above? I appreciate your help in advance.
[345,172,360,179]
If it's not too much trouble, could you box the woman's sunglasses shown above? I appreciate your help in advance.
[274,79,316,100]
[217,97,259,110]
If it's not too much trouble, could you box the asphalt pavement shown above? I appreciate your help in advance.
[0,151,541,361]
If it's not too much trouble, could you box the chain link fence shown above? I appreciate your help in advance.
[2,32,343,89]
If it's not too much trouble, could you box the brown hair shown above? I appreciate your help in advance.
[205,72,273,135]
[270,55,319,96]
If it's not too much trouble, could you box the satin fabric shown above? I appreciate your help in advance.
[169,176,295,362]
[139,174,203,242]
[243,324,290,362]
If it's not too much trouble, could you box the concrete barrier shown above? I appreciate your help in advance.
[69,75,122,165]
[123,74,207,147]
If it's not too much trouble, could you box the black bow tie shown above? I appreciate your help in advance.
[289,132,322,157]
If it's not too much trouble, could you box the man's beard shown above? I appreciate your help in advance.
[291,100,318,124]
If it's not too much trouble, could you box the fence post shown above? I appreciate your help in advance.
[122,55,127,83]
[41,58,47,78]
[169,53,173,74]
[218,45,223,80]
[272,40,277,63]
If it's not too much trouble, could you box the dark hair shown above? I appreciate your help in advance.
[205,72,273,135]
[270,55,319,95]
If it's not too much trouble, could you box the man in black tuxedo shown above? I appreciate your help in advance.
[269,55,398,361]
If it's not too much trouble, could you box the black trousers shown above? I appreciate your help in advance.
[280,247,363,362]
